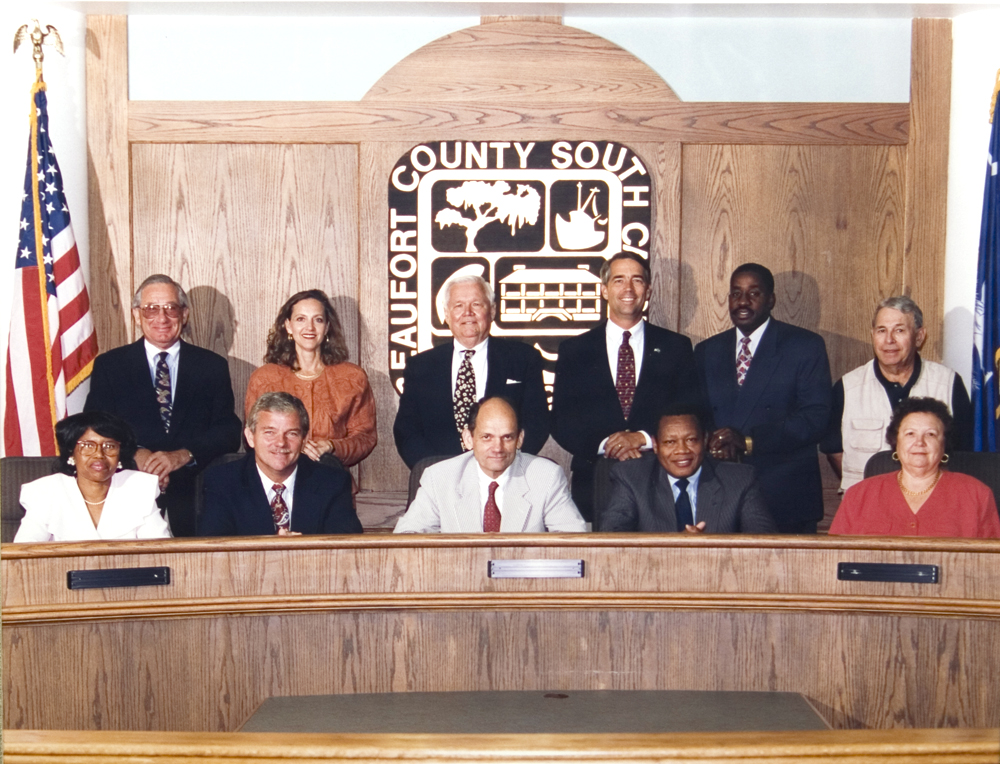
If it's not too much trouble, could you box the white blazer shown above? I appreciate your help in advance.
[394,451,586,534]
[15,470,172,542]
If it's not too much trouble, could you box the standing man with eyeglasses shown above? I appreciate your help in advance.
[85,274,241,536]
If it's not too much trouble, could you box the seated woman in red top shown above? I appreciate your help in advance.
[830,397,1000,538]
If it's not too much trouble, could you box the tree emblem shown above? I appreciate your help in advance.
[434,181,541,253]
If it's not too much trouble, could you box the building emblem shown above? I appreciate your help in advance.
[388,141,653,395]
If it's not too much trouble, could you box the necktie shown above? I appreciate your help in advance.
[736,336,753,386]
[271,484,290,532]
[454,349,476,440]
[674,477,694,530]
[154,351,173,432]
[483,480,501,532]
[616,330,636,419]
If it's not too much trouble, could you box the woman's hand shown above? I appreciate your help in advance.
[302,438,334,461]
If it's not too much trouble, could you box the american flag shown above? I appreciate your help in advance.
[4,80,98,456]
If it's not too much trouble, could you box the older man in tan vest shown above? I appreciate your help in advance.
[821,296,972,491]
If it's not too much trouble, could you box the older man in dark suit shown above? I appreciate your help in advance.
[551,253,702,521]
[393,274,549,469]
[694,263,831,534]
[199,392,362,537]
[598,408,776,533]
[85,274,241,536]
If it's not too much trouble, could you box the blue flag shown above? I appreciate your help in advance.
[972,108,1000,451]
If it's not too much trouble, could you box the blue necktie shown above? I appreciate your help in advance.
[674,477,694,530]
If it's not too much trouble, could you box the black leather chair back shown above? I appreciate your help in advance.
[407,455,452,508]
[1,456,61,542]
[591,456,617,530]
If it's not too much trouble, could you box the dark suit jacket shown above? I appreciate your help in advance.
[694,319,832,530]
[84,339,242,536]
[550,321,701,519]
[198,453,362,536]
[393,337,549,468]
[598,453,776,533]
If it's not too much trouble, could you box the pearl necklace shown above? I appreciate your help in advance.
[897,470,941,498]
[294,368,323,380]
[82,496,107,506]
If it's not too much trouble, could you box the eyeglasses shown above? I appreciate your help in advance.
[139,303,183,318]
[76,440,121,456]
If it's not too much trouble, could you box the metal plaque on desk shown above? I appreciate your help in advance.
[488,560,584,578]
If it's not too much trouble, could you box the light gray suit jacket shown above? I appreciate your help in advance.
[598,453,777,534]
[394,452,587,533]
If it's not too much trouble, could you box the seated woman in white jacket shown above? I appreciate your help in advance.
[15,411,172,542]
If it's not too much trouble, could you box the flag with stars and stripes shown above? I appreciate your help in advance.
[972,102,1000,452]
[4,78,98,456]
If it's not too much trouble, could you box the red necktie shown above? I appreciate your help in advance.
[483,481,501,532]
[271,484,289,532]
[616,330,636,419]
[736,336,753,386]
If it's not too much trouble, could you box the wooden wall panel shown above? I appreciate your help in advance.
[85,16,131,351]
[680,144,907,381]
[904,18,952,361]
[131,144,359,424]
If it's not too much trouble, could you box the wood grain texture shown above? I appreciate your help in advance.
[5,728,1000,764]
[85,16,131,351]
[4,538,1000,731]
[358,142,415,492]
[633,143,682,331]
[680,144,907,381]
[130,144,359,425]
[904,19,952,361]
[362,22,679,103]
[127,101,910,146]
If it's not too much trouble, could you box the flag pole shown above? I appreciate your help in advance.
[991,68,1000,124]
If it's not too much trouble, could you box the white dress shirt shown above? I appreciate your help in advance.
[598,319,652,454]
[451,337,489,401]
[475,462,512,529]
[143,339,181,400]
[666,466,703,525]
[735,318,771,361]
[257,464,299,523]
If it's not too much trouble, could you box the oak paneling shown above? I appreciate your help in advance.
[362,21,679,103]
[6,728,999,764]
[127,101,910,145]
[904,19,952,361]
[680,144,907,380]
[85,16,131,351]
[4,538,1000,731]
[131,144,359,423]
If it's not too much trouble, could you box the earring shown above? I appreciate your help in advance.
[115,462,124,472]
[941,453,950,464]
[891,452,899,461]
[67,456,76,466]
[288,332,294,341]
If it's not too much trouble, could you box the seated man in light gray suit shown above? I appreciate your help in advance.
[598,407,777,533]
[394,396,586,534]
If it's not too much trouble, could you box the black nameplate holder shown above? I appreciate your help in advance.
[67,566,171,590]
[837,562,939,584]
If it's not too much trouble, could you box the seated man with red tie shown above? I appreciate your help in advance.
[394,396,586,533]
[199,392,362,537]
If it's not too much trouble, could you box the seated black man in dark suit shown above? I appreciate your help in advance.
[694,263,832,534]
[199,392,362,537]
[393,273,549,469]
[85,274,241,537]
[550,253,702,521]
[598,407,776,534]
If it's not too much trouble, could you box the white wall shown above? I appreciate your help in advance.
[943,9,1000,387]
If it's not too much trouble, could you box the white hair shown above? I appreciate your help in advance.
[435,274,495,321]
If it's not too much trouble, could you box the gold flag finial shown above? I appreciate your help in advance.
[13,20,64,80]
[991,68,1000,124]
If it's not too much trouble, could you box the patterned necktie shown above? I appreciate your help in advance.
[483,480,501,533]
[154,351,173,432]
[271,484,290,532]
[454,349,476,440]
[616,330,636,419]
[736,336,753,386]
[674,477,694,530]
